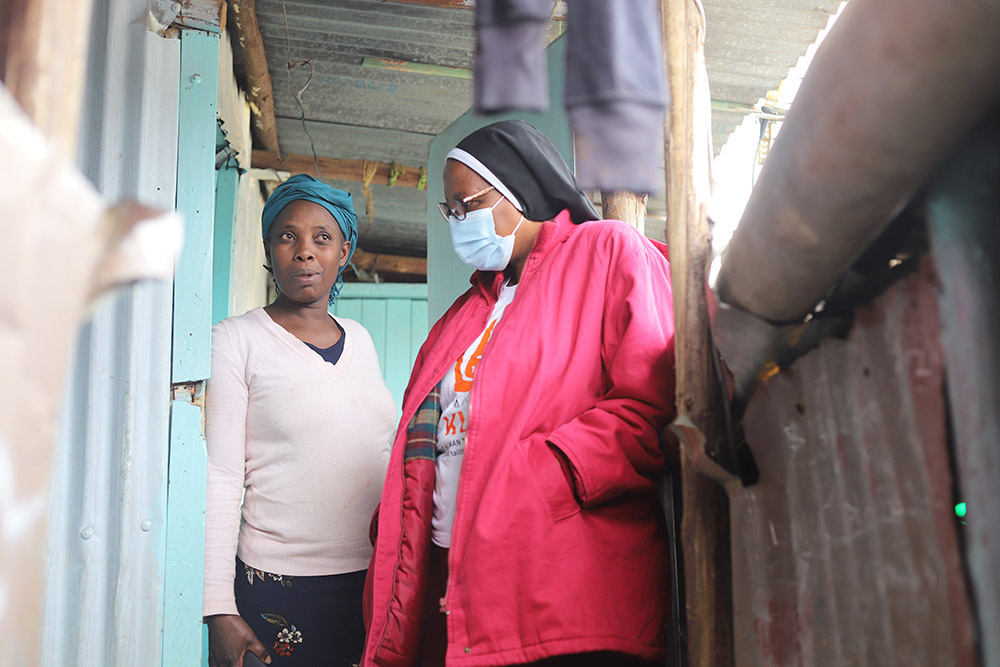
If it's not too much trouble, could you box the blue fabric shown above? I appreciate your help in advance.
[261,174,358,304]
[304,319,346,365]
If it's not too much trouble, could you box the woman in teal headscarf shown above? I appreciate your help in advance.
[203,175,398,666]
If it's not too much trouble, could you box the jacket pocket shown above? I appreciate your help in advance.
[522,435,581,522]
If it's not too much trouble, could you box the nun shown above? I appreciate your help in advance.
[203,175,397,666]
[362,120,677,666]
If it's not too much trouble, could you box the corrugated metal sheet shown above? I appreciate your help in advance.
[235,0,840,254]
[336,180,429,256]
[40,0,180,663]
[730,259,978,667]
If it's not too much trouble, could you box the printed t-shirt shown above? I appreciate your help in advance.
[431,281,517,547]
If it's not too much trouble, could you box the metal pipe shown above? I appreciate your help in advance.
[715,0,1000,322]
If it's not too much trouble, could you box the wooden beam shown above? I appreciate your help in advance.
[601,191,647,234]
[380,0,567,19]
[352,249,427,277]
[227,0,280,154]
[253,150,425,188]
[661,0,734,665]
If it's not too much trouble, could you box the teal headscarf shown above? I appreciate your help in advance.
[261,174,358,305]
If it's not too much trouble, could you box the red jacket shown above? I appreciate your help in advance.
[363,210,676,666]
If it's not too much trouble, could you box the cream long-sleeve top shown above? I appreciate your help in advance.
[203,307,397,617]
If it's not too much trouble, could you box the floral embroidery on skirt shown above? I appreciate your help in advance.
[234,557,366,664]
[261,612,304,657]
[244,562,295,588]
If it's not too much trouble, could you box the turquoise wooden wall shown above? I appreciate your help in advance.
[167,28,218,667]
[332,283,429,414]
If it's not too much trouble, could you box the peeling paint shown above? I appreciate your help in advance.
[171,380,206,407]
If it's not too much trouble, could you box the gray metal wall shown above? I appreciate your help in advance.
[926,119,1000,667]
[41,0,180,664]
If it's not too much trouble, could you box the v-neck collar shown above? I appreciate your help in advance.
[252,307,355,372]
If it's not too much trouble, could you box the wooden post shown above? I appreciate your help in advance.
[0,1,95,665]
[0,0,94,158]
[228,0,280,154]
[601,190,648,234]
[660,0,734,665]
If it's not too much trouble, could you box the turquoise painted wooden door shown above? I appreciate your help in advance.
[167,28,218,667]
[332,283,429,414]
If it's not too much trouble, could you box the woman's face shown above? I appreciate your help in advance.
[443,161,523,237]
[264,199,350,307]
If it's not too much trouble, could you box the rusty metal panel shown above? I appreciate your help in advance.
[731,259,977,667]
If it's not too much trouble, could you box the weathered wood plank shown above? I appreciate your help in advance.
[660,0,734,664]
[163,390,209,666]
[253,149,425,188]
[351,249,427,277]
[175,0,225,33]
[173,30,220,383]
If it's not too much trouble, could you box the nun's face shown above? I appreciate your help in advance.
[443,161,523,238]
[264,200,350,307]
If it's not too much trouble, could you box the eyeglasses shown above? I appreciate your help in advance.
[437,185,496,222]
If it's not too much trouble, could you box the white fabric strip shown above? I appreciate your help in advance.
[445,147,523,212]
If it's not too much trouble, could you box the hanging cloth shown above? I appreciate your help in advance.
[474,0,670,195]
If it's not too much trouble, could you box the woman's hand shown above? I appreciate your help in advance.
[206,614,271,667]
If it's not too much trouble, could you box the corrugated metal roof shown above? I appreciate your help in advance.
[238,0,841,255]
[731,259,978,666]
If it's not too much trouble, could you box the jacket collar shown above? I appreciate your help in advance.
[470,209,577,299]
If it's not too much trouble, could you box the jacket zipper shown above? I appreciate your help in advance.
[439,277,527,639]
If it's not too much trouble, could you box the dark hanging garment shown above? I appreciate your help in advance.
[474,0,554,111]
[473,0,669,195]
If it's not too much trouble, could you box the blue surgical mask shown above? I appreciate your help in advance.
[448,197,524,271]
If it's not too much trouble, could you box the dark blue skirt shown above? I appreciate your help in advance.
[235,558,366,666]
